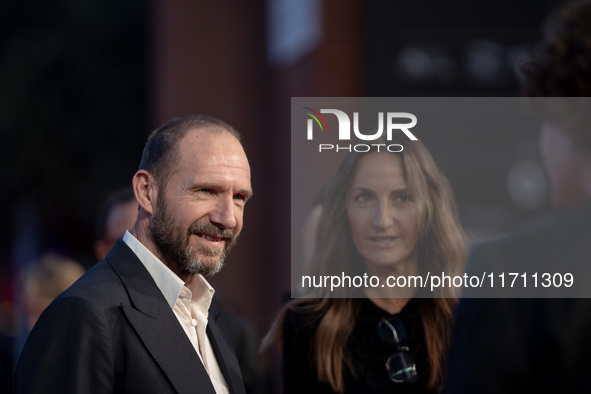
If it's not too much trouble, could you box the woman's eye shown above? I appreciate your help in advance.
[394,194,410,203]
[354,194,371,203]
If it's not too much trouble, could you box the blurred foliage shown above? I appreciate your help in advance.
[0,0,147,266]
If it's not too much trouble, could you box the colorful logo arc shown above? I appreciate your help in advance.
[302,107,328,132]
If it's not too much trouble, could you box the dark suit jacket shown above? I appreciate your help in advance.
[443,202,591,394]
[216,310,267,394]
[15,240,246,394]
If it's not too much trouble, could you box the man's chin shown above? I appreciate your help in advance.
[185,258,224,277]
[199,263,225,277]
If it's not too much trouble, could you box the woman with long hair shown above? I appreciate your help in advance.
[266,136,465,393]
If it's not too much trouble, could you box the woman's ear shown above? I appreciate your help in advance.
[132,170,159,215]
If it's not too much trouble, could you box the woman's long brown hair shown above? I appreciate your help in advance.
[263,136,465,392]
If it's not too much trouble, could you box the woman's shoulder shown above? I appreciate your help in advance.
[281,299,337,394]
[283,298,326,334]
[281,299,325,377]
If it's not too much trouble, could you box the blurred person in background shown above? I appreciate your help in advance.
[21,253,85,331]
[16,115,252,394]
[93,187,138,262]
[0,270,17,393]
[0,330,13,393]
[443,1,591,393]
[265,136,466,393]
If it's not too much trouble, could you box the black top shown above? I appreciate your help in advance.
[283,298,436,394]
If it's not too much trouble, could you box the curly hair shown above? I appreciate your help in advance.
[521,0,591,97]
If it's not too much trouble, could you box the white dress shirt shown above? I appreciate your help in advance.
[123,231,229,394]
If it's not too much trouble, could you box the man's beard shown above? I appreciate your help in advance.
[150,193,237,277]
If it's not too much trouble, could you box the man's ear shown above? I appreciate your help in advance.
[132,170,159,215]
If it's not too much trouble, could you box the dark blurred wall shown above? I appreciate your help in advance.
[366,0,558,96]
[149,0,279,336]
[0,0,147,270]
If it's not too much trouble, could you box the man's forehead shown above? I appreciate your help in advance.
[182,125,237,143]
[179,127,243,155]
[175,127,251,177]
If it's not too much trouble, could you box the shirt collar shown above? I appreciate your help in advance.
[123,230,184,309]
[186,274,215,317]
[122,231,215,312]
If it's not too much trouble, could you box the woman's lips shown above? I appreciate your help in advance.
[368,236,398,242]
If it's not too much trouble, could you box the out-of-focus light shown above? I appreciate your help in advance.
[267,0,322,66]
[396,45,457,84]
[396,46,435,81]
[465,40,503,83]
[506,159,547,210]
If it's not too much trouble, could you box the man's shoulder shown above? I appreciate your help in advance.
[283,299,326,339]
[54,259,124,306]
[466,202,591,297]
[474,202,591,262]
[57,241,141,304]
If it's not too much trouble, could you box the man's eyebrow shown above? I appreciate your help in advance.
[239,189,254,201]
[186,183,215,192]
[187,183,253,200]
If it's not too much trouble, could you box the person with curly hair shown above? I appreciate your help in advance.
[444,1,591,393]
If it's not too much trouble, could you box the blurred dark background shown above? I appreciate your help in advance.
[0,0,565,390]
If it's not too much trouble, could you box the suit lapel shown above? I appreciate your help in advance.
[106,241,216,394]
[207,304,246,394]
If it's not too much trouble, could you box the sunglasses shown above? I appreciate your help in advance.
[377,317,417,383]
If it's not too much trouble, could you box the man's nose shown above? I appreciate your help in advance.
[209,196,237,229]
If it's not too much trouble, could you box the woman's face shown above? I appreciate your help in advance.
[346,152,420,273]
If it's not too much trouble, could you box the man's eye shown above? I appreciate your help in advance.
[200,189,213,195]
[234,194,246,201]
